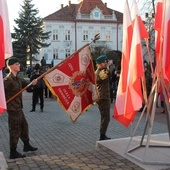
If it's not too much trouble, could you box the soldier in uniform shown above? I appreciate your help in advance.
[4,57,38,159]
[95,55,111,140]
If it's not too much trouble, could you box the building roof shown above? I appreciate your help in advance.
[43,0,123,23]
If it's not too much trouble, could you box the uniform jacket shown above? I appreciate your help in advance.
[95,68,110,99]
[4,73,28,111]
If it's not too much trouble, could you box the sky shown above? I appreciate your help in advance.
[6,0,125,32]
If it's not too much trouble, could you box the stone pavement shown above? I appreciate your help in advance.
[0,91,169,170]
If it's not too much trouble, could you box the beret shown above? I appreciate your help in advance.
[7,57,20,66]
[96,55,107,64]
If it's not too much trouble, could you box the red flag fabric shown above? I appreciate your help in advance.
[154,0,163,75]
[113,0,133,126]
[44,46,98,122]
[154,0,170,81]
[131,0,149,39]
[0,0,13,70]
[124,17,144,123]
[113,0,144,127]
[162,0,170,81]
[0,71,6,113]
[0,0,13,114]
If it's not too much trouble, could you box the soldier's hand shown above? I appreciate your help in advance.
[32,79,37,85]
[99,70,108,80]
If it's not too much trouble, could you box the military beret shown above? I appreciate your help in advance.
[96,55,107,64]
[7,57,20,66]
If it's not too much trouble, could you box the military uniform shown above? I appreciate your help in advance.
[4,73,29,148]
[4,57,38,159]
[95,55,111,140]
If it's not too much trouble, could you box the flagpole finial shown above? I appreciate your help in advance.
[92,33,100,43]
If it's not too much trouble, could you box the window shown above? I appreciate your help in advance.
[83,30,88,41]
[52,30,58,41]
[53,48,58,59]
[65,49,71,58]
[106,31,111,41]
[65,30,71,41]
[94,30,100,37]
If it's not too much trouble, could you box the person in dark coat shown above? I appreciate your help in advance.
[30,63,45,112]
[4,57,38,159]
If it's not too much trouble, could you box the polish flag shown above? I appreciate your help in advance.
[113,0,144,127]
[0,0,13,114]
[124,17,144,125]
[131,0,149,39]
[154,0,163,75]
[154,0,163,56]
[161,0,170,81]
[113,0,133,126]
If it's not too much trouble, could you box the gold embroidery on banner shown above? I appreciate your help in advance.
[69,71,90,97]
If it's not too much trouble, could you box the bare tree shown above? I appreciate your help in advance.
[137,0,158,67]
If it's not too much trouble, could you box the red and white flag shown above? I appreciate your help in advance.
[44,46,98,122]
[113,0,133,126]
[161,0,170,81]
[0,0,13,69]
[154,0,163,66]
[113,0,145,127]
[123,17,144,126]
[0,0,13,114]
[131,0,149,39]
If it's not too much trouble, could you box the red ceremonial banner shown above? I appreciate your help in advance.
[44,46,98,122]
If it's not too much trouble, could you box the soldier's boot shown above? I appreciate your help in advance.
[30,108,35,112]
[99,134,111,141]
[23,140,38,152]
[9,147,26,159]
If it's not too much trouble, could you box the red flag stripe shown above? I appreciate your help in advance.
[0,71,6,114]
[0,0,13,114]
[0,16,5,70]
[162,0,170,81]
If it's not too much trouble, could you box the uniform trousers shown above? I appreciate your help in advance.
[7,110,29,148]
[97,99,110,135]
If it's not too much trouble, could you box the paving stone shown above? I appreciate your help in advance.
[0,92,168,169]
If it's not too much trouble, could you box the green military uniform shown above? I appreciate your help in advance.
[4,57,37,159]
[4,73,29,148]
[95,55,111,140]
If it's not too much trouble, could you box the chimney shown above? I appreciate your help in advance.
[61,4,63,9]
[68,1,71,6]
[104,3,107,7]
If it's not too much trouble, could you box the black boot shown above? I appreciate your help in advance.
[10,147,26,159]
[99,134,111,141]
[23,140,38,152]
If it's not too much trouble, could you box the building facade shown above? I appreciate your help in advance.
[38,0,123,66]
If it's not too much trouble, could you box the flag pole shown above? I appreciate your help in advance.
[6,34,100,104]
